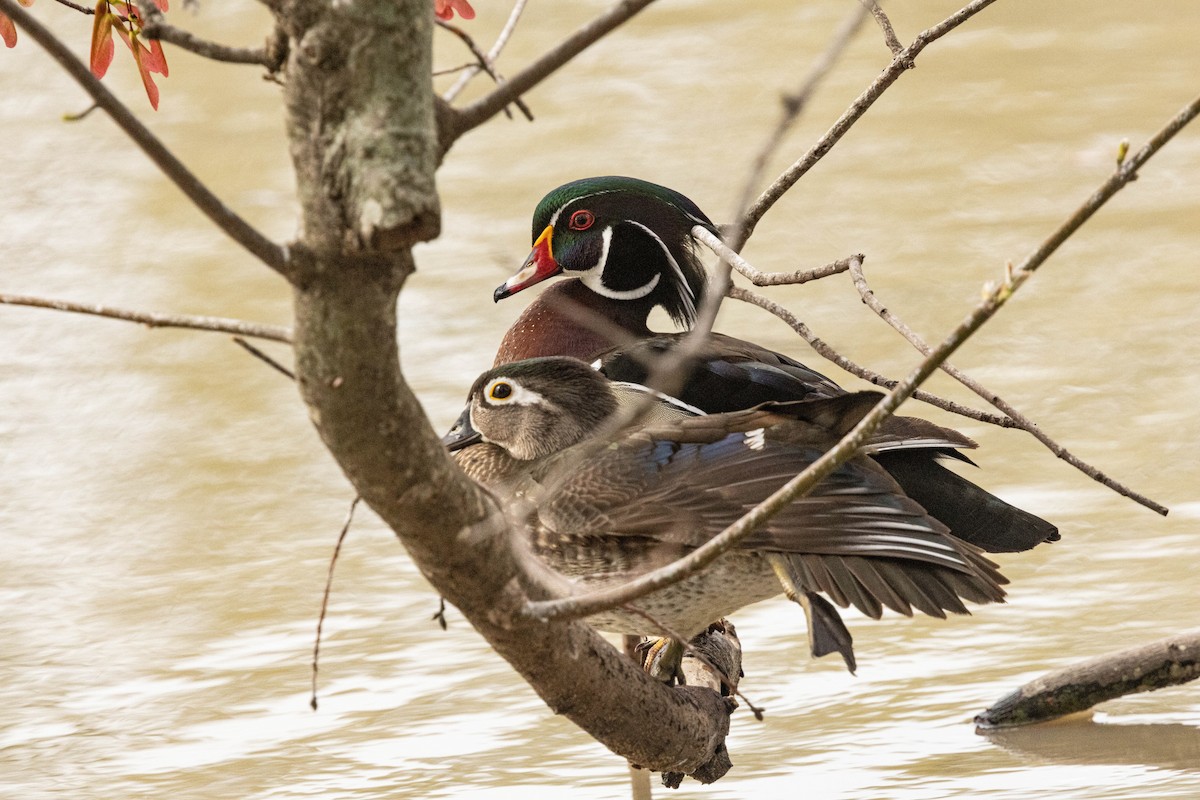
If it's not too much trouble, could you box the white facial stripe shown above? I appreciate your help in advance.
[577,225,613,278]
[579,226,663,300]
[485,378,552,408]
[627,220,696,319]
[548,189,618,229]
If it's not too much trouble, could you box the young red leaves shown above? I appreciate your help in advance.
[88,0,169,109]
[435,0,475,21]
[1,0,35,49]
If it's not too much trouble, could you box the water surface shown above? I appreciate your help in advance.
[2,2,1199,797]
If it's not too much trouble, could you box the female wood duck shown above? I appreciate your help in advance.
[491,176,1058,556]
[445,357,1009,673]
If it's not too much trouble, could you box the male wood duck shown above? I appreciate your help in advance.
[445,357,1009,673]
[491,176,1058,557]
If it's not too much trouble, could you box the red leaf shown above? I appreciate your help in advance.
[151,0,167,9]
[145,36,168,76]
[434,0,474,21]
[128,31,159,109]
[89,5,116,78]
[0,13,16,49]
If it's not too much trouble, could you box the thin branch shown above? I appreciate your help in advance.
[434,62,478,77]
[311,495,361,711]
[697,227,857,287]
[696,230,1004,424]
[860,0,904,56]
[232,336,296,380]
[735,0,1001,250]
[725,2,870,245]
[444,0,657,149]
[0,293,293,342]
[141,14,286,70]
[522,94,1198,623]
[728,284,1016,426]
[443,0,528,102]
[436,18,533,121]
[848,260,1168,515]
[51,0,93,13]
[0,0,291,276]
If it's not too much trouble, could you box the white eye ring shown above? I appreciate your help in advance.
[482,377,550,408]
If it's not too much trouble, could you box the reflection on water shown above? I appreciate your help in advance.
[2,1,1199,798]
[983,715,1200,773]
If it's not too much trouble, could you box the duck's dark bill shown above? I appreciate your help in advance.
[442,406,483,452]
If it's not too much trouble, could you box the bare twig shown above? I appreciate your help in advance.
[444,0,657,149]
[50,0,93,13]
[434,62,478,77]
[142,24,283,69]
[232,336,296,380]
[725,2,870,245]
[141,5,286,70]
[0,293,293,342]
[0,0,291,276]
[736,0,1001,250]
[976,629,1200,728]
[727,284,1016,426]
[522,93,1197,623]
[696,227,857,287]
[860,0,904,56]
[848,260,1168,515]
[436,19,533,121]
[62,102,100,121]
[311,495,362,711]
[443,0,528,102]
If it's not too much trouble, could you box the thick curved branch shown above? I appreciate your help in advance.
[441,0,656,152]
[0,292,293,342]
[524,93,1198,623]
[735,0,1000,250]
[281,0,731,778]
[0,0,290,277]
[975,629,1200,728]
[849,260,1168,515]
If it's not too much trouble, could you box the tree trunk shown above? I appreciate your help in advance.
[271,0,734,780]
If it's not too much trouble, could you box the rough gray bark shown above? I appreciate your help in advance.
[976,629,1200,729]
[272,0,733,780]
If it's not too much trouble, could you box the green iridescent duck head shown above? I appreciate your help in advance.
[494,176,719,327]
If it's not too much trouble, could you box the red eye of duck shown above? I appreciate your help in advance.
[568,210,595,231]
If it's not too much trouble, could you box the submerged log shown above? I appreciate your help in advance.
[976,628,1200,729]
